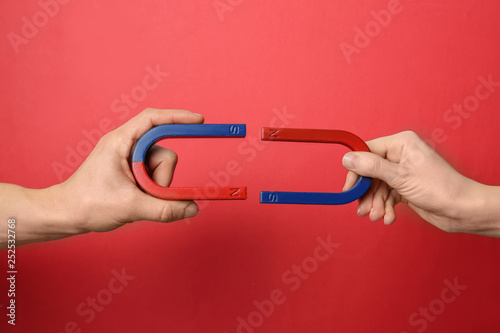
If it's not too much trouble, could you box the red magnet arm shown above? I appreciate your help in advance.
[261,127,370,152]
[132,163,247,200]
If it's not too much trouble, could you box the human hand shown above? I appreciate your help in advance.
[342,131,499,236]
[54,108,204,233]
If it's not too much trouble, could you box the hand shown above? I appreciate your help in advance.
[342,131,500,236]
[55,108,204,233]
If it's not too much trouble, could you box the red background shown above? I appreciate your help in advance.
[1,0,500,332]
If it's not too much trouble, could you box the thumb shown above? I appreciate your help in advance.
[342,152,401,189]
[130,192,199,223]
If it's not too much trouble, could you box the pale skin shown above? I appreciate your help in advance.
[1,110,499,249]
[0,109,203,248]
[342,131,500,237]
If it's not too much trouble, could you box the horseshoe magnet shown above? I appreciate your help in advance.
[259,127,372,205]
[132,124,247,200]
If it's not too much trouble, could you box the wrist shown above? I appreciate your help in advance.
[455,180,500,237]
[16,185,88,246]
[43,184,91,236]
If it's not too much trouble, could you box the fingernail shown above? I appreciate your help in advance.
[193,112,203,117]
[184,203,199,219]
[357,207,361,216]
[342,153,358,170]
[369,208,375,221]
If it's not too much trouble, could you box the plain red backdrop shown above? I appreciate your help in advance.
[1,0,500,332]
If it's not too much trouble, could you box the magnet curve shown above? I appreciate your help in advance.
[259,127,372,205]
[131,124,247,200]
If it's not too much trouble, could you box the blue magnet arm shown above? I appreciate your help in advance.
[131,124,246,163]
[260,175,372,205]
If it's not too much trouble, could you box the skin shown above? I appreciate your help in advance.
[0,108,204,248]
[342,131,500,237]
[1,115,499,249]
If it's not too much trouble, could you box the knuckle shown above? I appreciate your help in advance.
[158,204,175,222]
[393,164,415,185]
[136,108,155,122]
[367,155,383,175]
[401,130,418,141]
[166,150,178,165]
[150,146,178,165]
[99,131,114,144]
[400,131,426,151]
[98,131,124,153]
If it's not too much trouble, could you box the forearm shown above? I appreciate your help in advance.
[0,183,86,249]
[459,181,500,238]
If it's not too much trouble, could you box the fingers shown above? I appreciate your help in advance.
[342,158,390,220]
[342,151,401,189]
[131,192,199,223]
[344,167,394,222]
[132,108,204,139]
[357,179,379,216]
[383,189,399,225]
[364,134,401,161]
[364,131,422,163]
[370,182,390,222]
[356,180,401,225]
[118,108,204,142]
[343,171,359,191]
[342,131,428,225]
[146,145,178,187]
[117,110,203,224]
